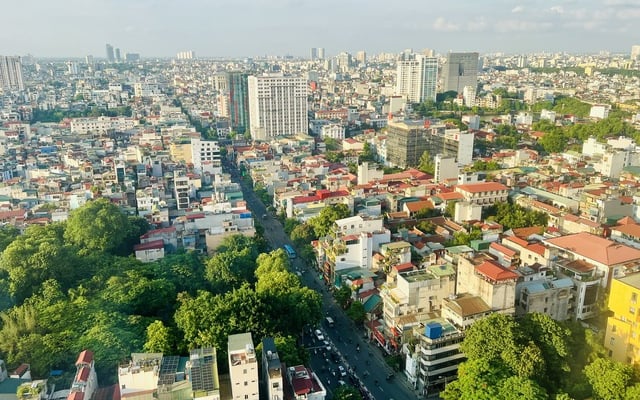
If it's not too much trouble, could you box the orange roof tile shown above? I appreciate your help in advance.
[545,232,640,266]
[475,260,519,281]
[455,182,509,194]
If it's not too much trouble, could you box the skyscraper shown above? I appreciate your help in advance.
[0,56,24,91]
[248,73,308,140]
[356,50,367,64]
[317,47,325,60]
[395,53,438,103]
[310,47,318,60]
[105,44,115,63]
[227,72,249,134]
[441,52,479,94]
[115,48,121,63]
[632,45,640,61]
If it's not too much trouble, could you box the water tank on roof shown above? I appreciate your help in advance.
[425,322,442,339]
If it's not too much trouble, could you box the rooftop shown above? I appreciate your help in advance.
[546,232,640,266]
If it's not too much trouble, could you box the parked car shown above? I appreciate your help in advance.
[315,329,325,341]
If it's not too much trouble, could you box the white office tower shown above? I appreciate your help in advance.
[248,73,308,140]
[317,47,325,59]
[228,333,259,400]
[631,45,640,61]
[441,52,479,93]
[395,53,438,103]
[0,56,24,90]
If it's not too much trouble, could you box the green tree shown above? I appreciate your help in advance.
[308,204,351,238]
[1,224,83,303]
[359,142,376,162]
[539,130,569,154]
[346,301,366,324]
[418,151,435,174]
[205,248,256,292]
[333,385,363,400]
[143,320,174,354]
[584,358,634,400]
[0,225,20,253]
[290,223,316,245]
[64,198,135,255]
[284,218,301,235]
[334,285,352,309]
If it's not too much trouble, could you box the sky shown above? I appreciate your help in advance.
[3,0,640,58]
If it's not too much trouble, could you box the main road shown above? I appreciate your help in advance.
[229,164,420,400]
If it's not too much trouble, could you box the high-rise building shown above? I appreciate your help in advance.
[356,50,367,64]
[395,53,438,103]
[310,47,318,60]
[115,48,121,63]
[177,51,196,60]
[441,52,479,93]
[632,45,640,61]
[227,72,249,134]
[85,55,94,66]
[317,47,325,60]
[228,333,259,400]
[0,56,24,90]
[247,73,308,140]
[105,44,115,63]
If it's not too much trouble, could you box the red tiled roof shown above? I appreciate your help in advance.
[76,350,94,366]
[456,182,509,194]
[67,392,84,400]
[76,366,90,382]
[437,192,465,201]
[475,260,519,281]
[393,262,414,272]
[134,240,164,251]
[490,242,517,258]
[405,200,433,212]
[545,232,640,266]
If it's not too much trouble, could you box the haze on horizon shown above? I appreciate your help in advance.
[4,0,640,58]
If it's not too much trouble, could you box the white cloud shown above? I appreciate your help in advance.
[550,5,565,13]
[432,17,460,32]
[467,17,488,32]
[511,5,524,13]
[494,19,553,33]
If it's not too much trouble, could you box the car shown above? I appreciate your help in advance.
[338,380,346,386]
[315,329,325,341]
[338,365,347,377]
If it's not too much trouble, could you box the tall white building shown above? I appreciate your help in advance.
[395,53,438,103]
[631,45,640,60]
[0,56,24,90]
[248,73,308,140]
[228,333,259,400]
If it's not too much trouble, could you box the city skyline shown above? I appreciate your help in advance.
[3,0,640,58]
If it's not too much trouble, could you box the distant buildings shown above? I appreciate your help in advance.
[105,44,115,63]
[177,51,196,60]
[631,45,640,61]
[0,56,24,91]
[395,53,438,103]
[248,73,308,140]
[441,52,479,94]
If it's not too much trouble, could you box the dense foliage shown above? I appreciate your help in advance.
[0,200,320,385]
[441,313,635,400]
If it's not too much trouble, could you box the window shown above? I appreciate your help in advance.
[244,381,248,386]
[243,369,247,374]
[631,307,636,315]
[612,325,617,333]
[633,293,638,304]
[610,337,616,346]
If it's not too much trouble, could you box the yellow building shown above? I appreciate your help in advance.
[605,273,640,364]
[170,142,192,164]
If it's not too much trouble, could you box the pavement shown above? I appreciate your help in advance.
[230,163,423,400]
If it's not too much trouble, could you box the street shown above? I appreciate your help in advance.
[230,164,421,400]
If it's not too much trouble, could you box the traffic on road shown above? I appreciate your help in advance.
[227,160,421,400]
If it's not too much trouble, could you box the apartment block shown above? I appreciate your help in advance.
[454,182,509,207]
[228,333,259,400]
[67,350,98,400]
[248,73,308,140]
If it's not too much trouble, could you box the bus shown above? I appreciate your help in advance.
[283,244,297,259]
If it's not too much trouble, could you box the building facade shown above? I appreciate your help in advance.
[228,72,250,134]
[605,274,640,364]
[441,52,479,94]
[0,56,24,91]
[395,53,438,103]
[248,73,308,140]
[228,333,259,400]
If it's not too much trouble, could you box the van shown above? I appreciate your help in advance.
[325,317,335,327]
